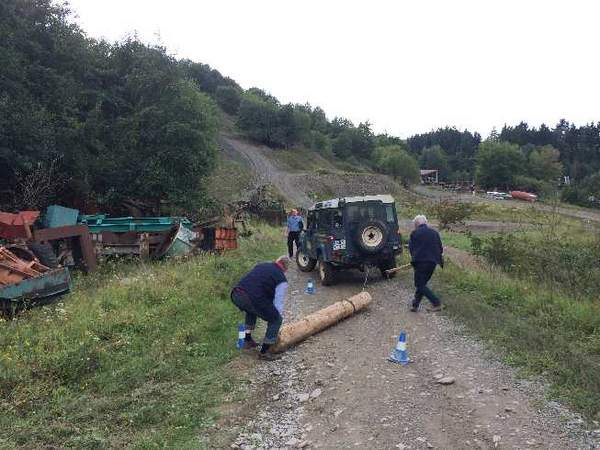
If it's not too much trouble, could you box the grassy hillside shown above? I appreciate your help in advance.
[0,226,284,448]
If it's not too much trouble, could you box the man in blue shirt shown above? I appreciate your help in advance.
[231,256,290,360]
[408,215,444,312]
[286,209,304,258]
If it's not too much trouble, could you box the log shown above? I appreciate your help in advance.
[384,263,412,275]
[271,291,372,353]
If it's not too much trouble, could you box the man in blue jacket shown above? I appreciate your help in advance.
[231,256,290,360]
[286,209,304,258]
[408,215,444,312]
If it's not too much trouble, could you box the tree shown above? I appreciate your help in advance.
[236,91,278,145]
[419,145,449,180]
[475,141,525,189]
[215,85,241,115]
[0,1,220,212]
[528,145,563,182]
[374,145,420,187]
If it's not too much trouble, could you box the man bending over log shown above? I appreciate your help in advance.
[231,256,290,361]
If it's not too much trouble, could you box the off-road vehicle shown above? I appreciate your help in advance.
[296,195,402,285]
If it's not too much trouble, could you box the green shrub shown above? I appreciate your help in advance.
[470,231,600,296]
[433,200,474,230]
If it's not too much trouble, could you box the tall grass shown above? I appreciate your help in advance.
[436,265,600,419]
[0,225,284,448]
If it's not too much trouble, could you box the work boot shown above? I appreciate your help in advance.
[258,351,282,361]
[243,339,259,349]
[426,304,444,312]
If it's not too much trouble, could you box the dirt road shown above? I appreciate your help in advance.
[220,135,314,208]
[228,264,596,450]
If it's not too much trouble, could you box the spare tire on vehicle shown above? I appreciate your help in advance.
[354,220,388,254]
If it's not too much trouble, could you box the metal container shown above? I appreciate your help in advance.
[44,205,80,228]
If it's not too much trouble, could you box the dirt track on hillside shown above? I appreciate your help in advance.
[225,264,597,449]
[219,134,408,210]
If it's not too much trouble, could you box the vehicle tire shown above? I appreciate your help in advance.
[296,250,317,272]
[27,242,59,269]
[354,220,389,254]
[379,257,397,279]
[318,257,335,286]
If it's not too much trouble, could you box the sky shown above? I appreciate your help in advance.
[67,0,600,138]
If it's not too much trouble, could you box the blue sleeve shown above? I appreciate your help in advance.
[273,282,288,315]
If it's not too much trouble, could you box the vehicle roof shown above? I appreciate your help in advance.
[309,195,395,211]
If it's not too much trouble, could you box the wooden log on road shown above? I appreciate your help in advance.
[384,263,412,275]
[271,291,372,353]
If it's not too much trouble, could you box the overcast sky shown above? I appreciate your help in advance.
[67,0,599,138]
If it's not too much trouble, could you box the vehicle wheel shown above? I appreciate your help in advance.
[296,250,317,272]
[379,257,397,279]
[318,257,335,286]
[27,242,59,269]
[354,220,389,254]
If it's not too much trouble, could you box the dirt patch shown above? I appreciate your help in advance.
[219,134,409,209]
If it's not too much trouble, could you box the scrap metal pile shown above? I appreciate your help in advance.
[0,246,72,317]
[0,246,51,285]
[0,204,240,317]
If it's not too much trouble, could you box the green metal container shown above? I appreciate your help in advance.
[78,215,193,233]
[44,205,80,228]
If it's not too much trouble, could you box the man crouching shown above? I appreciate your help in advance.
[230,256,290,361]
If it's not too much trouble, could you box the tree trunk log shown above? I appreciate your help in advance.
[271,291,372,353]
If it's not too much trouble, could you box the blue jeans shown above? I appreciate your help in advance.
[231,288,282,344]
[412,262,441,307]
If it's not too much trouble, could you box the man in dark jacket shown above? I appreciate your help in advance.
[408,215,444,312]
[231,256,290,360]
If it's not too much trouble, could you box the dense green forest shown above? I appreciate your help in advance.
[0,0,221,214]
[2,0,599,213]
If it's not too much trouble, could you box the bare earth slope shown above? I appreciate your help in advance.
[219,135,313,208]
[219,134,408,209]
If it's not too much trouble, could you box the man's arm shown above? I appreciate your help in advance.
[436,231,444,267]
[273,281,289,315]
[408,231,415,256]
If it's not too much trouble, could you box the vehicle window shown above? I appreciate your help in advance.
[308,212,317,229]
[385,205,395,223]
[345,202,390,223]
[318,210,331,230]
[333,210,343,228]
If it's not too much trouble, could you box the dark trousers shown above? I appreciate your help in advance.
[412,262,441,307]
[231,289,282,344]
[287,231,300,257]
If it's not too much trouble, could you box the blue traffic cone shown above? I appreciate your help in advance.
[388,331,410,365]
[236,324,245,349]
[305,278,316,294]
